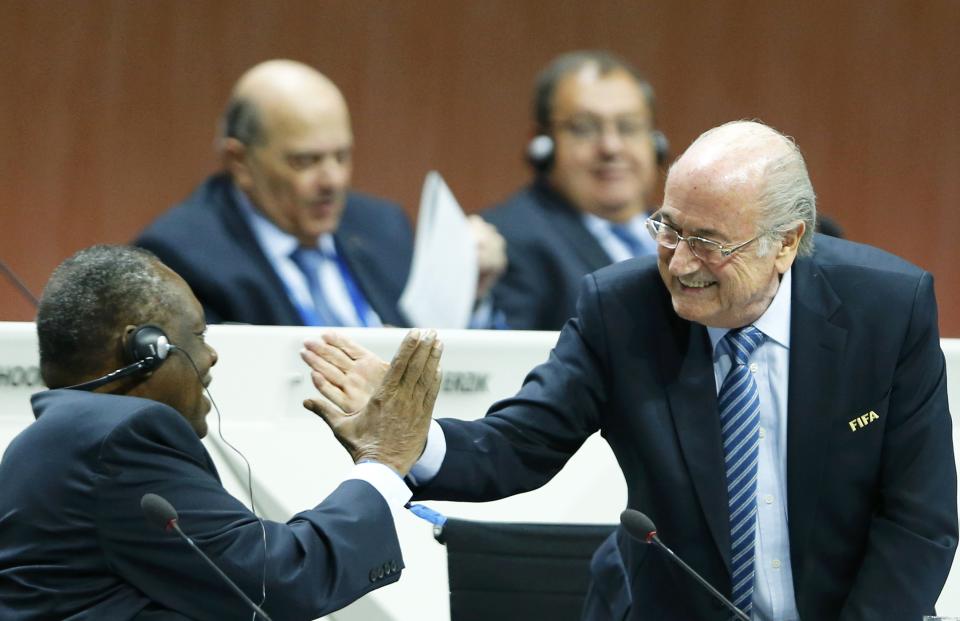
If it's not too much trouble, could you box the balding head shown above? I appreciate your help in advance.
[221,60,354,244]
[655,121,812,328]
[222,59,349,147]
[668,120,816,256]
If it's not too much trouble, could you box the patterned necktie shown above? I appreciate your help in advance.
[718,325,764,615]
[289,247,344,326]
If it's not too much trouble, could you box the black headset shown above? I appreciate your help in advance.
[527,128,670,173]
[66,325,174,392]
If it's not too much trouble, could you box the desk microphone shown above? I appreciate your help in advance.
[141,493,274,621]
[620,509,749,621]
[0,256,39,308]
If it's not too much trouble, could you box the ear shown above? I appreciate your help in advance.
[774,221,805,274]
[222,137,254,189]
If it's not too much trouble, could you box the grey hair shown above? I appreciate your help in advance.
[220,95,265,146]
[683,120,817,257]
[755,134,817,257]
[37,245,175,387]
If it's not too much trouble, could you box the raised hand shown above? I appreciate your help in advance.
[302,329,443,476]
[301,331,388,413]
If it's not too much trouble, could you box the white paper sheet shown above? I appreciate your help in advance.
[399,171,477,328]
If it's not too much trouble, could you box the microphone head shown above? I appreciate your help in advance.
[620,508,657,543]
[141,493,178,531]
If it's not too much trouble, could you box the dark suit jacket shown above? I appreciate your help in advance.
[135,173,413,326]
[483,181,615,331]
[0,390,403,621]
[413,235,957,620]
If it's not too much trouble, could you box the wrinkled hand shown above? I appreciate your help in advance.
[302,329,442,476]
[469,215,507,300]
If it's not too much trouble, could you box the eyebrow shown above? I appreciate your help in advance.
[659,212,729,242]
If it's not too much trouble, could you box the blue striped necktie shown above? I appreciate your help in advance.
[718,325,764,615]
[289,247,344,327]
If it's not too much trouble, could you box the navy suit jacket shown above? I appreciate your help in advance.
[135,173,413,326]
[413,235,957,620]
[483,181,615,331]
[0,390,403,620]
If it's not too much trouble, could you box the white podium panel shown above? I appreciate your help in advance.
[3,322,960,618]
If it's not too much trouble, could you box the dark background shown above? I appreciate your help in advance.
[2,1,958,334]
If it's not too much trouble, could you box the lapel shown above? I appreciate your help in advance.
[334,230,410,327]
[784,255,847,577]
[663,319,732,571]
[533,183,613,272]
[215,178,303,325]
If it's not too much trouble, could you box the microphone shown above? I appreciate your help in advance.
[620,509,749,621]
[0,256,39,308]
[141,493,274,621]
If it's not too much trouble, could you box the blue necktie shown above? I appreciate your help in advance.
[289,247,344,327]
[718,326,764,615]
[609,224,649,257]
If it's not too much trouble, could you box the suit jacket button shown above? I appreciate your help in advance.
[390,560,399,573]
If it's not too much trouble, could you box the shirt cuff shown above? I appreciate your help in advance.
[406,419,446,487]
[347,462,412,509]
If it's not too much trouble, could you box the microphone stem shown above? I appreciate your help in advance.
[650,534,749,621]
[171,522,274,621]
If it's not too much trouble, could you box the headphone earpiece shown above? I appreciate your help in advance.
[527,129,670,172]
[124,324,172,372]
[652,130,669,167]
[526,134,555,172]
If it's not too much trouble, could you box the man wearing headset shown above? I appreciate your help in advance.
[483,51,843,332]
[0,245,442,620]
[483,50,668,331]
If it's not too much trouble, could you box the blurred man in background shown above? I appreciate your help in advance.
[483,50,667,330]
[137,59,505,328]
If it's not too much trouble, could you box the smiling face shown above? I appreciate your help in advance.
[126,266,219,437]
[547,67,657,223]
[657,124,803,328]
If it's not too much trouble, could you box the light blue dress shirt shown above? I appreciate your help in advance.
[707,268,799,621]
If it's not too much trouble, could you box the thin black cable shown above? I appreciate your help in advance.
[0,256,40,308]
[173,346,268,617]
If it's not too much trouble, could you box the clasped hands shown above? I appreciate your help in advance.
[300,329,441,476]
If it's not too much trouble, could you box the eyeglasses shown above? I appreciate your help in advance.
[645,217,764,265]
[553,114,651,143]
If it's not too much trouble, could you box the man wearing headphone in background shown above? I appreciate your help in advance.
[0,245,442,620]
[136,59,506,328]
[483,50,668,331]
[483,51,844,331]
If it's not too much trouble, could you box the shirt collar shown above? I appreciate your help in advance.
[232,184,337,260]
[581,211,649,239]
[706,267,793,353]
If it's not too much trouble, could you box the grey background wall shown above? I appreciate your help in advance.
[2,1,958,334]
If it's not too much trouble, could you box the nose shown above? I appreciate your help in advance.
[597,123,625,156]
[314,155,350,190]
[206,343,219,368]
[667,239,701,276]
